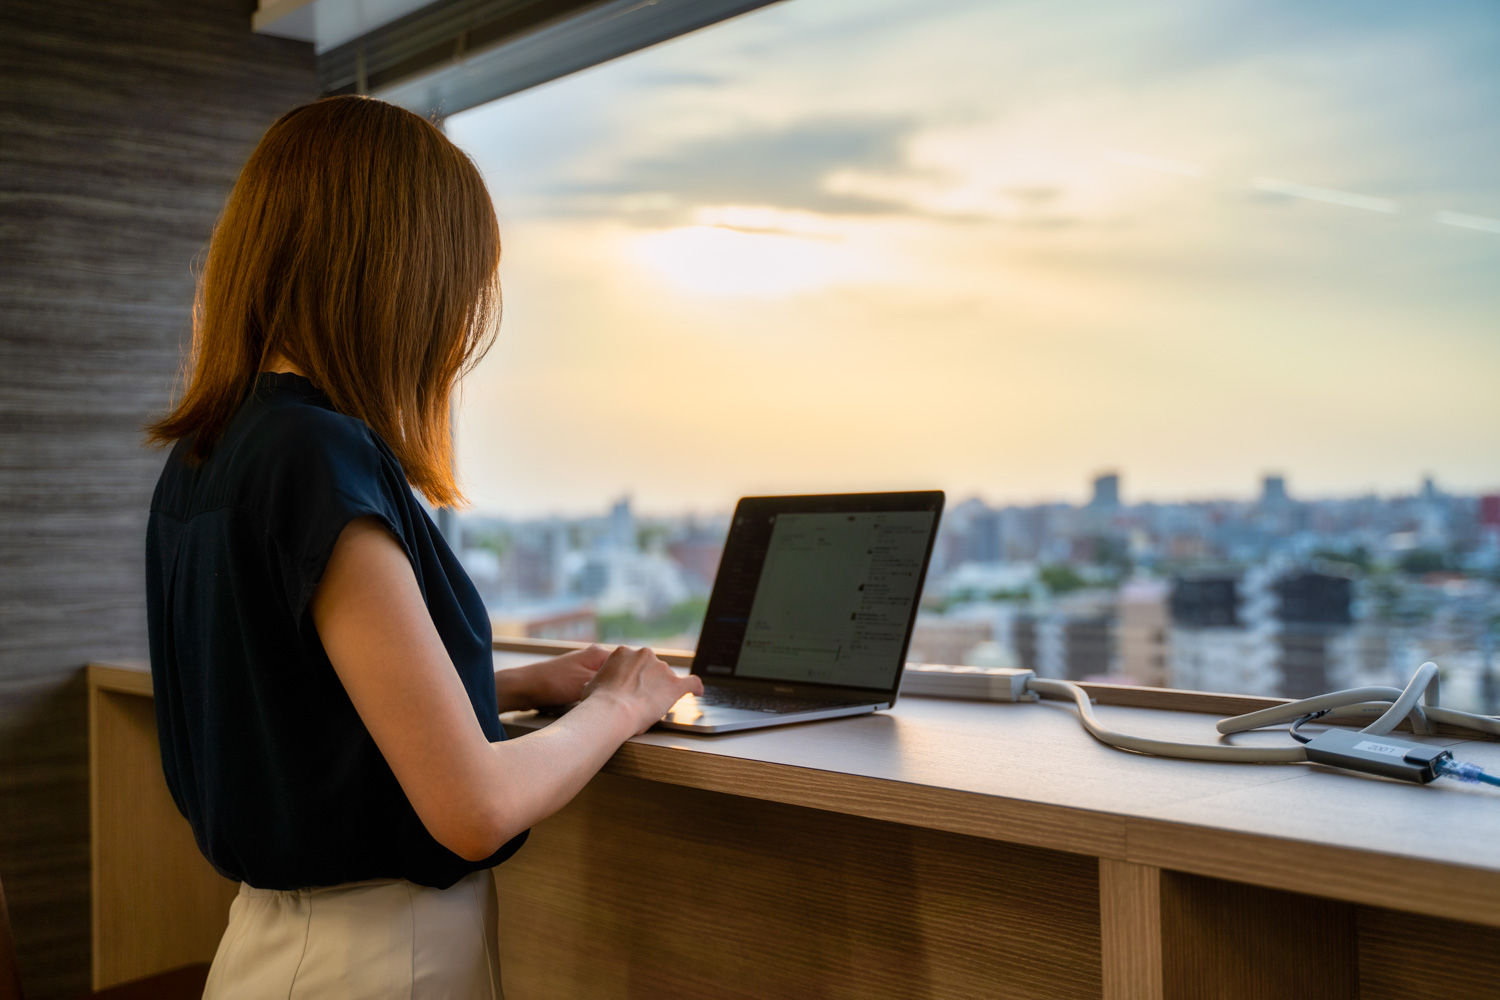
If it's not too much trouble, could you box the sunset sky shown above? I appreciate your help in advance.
[444,0,1500,516]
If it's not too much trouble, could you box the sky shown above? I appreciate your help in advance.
[444,0,1500,516]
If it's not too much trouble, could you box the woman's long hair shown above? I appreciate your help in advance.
[147,95,500,507]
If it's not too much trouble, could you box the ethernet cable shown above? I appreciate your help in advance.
[1019,662,1500,785]
[1437,757,1500,787]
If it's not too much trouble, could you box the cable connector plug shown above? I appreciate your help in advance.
[1302,729,1451,783]
[1435,757,1500,788]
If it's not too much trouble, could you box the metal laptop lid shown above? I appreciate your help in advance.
[692,491,945,705]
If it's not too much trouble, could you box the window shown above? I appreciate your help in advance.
[444,0,1500,707]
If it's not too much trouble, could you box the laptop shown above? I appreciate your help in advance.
[658,491,945,734]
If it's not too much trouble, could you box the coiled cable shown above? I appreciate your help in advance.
[1025,662,1500,784]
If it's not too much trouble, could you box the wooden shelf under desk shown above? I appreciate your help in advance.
[89,658,1500,999]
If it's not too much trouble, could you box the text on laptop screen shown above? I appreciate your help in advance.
[704,510,935,690]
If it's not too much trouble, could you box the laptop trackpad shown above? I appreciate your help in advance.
[662,703,773,726]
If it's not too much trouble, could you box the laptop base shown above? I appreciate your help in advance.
[656,699,884,734]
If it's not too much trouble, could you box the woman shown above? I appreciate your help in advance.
[145,95,700,998]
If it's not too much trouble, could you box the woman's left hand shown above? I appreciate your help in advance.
[496,644,609,712]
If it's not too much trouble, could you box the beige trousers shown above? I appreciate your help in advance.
[202,869,503,999]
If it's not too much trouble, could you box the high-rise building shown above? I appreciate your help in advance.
[1274,571,1353,627]
[1274,569,1355,698]
[935,498,1004,569]
[1013,591,1117,681]
[1261,475,1289,507]
[907,615,994,667]
[967,509,1003,563]
[1480,495,1500,529]
[607,495,635,551]
[1167,570,1270,693]
[1169,574,1239,627]
[1012,615,1039,674]
[1090,472,1121,511]
[1167,565,1355,697]
[1118,578,1169,687]
[1169,627,1280,696]
[1000,506,1043,561]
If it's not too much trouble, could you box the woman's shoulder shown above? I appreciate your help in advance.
[243,394,385,469]
[164,388,407,528]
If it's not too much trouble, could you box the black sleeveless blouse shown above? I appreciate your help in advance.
[146,372,525,889]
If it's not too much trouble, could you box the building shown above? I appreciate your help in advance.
[1261,474,1289,507]
[666,536,724,592]
[1011,590,1117,681]
[1169,627,1280,696]
[607,495,636,550]
[1167,568,1268,693]
[1013,614,1040,674]
[1481,495,1500,531]
[1167,565,1355,697]
[578,549,693,618]
[1117,578,1169,687]
[1090,472,1121,511]
[933,497,1004,573]
[907,614,994,667]
[1274,569,1355,698]
[491,604,598,643]
[1169,573,1240,628]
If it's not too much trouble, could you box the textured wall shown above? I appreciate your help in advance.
[0,2,315,993]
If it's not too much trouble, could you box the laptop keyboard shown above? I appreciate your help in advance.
[695,687,862,715]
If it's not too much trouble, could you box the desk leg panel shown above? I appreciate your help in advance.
[90,688,236,989]
[1358,907,1500,1000]
[494,772,1103,1000]
[1099,859,1163,1000]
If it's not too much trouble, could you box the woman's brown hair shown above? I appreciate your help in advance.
[147,95,500,507]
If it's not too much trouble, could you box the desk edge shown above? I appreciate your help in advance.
[86,661,1500,927]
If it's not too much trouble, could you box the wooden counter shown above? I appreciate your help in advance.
[90,657,1500,998]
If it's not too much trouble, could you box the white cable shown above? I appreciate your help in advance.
[1215,687,1409,736]
[1425,705,1500,738]
[1285,702,1500,739]
[1026,677,1309,763]
[1360,661,1439,736]
[1028,662,1500,767]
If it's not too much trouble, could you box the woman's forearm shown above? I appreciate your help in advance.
[466,694,640,857]
[457,646,698,860]
[312,521,695,862]
[494,646,610,712]
[494,666,535,712]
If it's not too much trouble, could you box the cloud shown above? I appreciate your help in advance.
[552,116,921,217]
[448,0,1500,513]
[631,71,730,89]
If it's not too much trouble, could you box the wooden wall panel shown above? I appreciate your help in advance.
[495,772,1103,1000]
[0,2,315,994]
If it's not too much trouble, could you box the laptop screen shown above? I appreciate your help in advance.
[695,493,943,693]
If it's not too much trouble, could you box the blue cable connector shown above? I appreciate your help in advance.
[1435,757,1500,788]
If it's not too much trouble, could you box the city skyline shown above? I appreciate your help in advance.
[455,470,1496,522]
[445,0,1500,516]
[458,463,1499,709]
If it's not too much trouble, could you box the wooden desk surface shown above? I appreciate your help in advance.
[91,659,1500,928]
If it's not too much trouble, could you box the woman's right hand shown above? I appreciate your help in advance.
[584,645,703,735]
